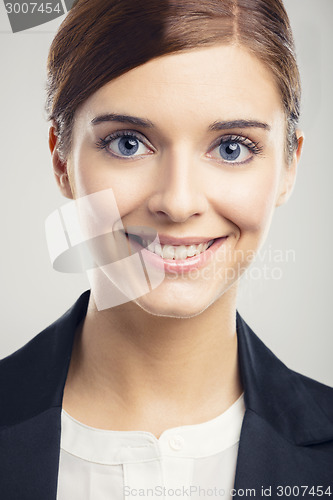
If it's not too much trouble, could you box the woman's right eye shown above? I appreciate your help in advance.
[96,132,154,159]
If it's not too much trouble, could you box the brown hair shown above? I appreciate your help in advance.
[46,0,301,163]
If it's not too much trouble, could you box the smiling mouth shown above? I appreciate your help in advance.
[125,232,216,260]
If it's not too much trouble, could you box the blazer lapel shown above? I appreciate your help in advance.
[1,294,332,499]
[234,409,332,497]
[234,312,333,498]
[0,291,90,499]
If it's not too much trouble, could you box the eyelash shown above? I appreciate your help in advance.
[95,130,153,156]
[214,135,263,156]
[95,130,264,163]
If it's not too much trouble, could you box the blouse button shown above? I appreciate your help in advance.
[169,434,185,451]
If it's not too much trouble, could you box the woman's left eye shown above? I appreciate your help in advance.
[96,132,153,158]
[207,136,262,164]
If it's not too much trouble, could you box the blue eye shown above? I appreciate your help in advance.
[207,135,263,165]
[117,136,140,156]
[219,141,243,161]
[215,140,250,163]
[96,132,153,158]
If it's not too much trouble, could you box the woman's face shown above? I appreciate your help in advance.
[54,44,301,318]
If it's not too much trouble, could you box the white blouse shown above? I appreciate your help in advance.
[57,393,245,500]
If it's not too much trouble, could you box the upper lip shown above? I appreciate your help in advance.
[155,235,219,246]
[124,230,226,246]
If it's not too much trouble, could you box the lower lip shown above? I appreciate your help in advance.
[128,236,228,273]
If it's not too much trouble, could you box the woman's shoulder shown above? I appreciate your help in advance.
[236,312,333,446]
[0,291,90,427]
[292,369,333,420]
[0,300,332,436]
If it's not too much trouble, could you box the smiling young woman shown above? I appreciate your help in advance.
[0,0,332,499]
[58,44,293,322]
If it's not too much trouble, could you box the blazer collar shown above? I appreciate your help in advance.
[236,311,333,446]
[0,290,90,427]
[2,291,332,500]
[48,292,333,446]
[2,290,332,448]
[0,292,90,499]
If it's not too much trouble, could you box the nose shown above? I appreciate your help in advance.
[147,149,208,223]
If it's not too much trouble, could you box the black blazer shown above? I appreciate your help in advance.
[0,290,332,499]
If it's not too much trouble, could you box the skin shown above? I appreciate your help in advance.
[49,44,303,437]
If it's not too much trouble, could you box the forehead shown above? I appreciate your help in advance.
[77,44,284,133]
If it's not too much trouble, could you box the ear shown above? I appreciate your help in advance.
[49,125,74,199]
[275,130,304,207]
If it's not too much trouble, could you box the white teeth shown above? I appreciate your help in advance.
[195,243,203,255]
[162,245,175,259]
[146,240,214,260]
[154,243,163,257]
[174,245,188,260]
[186,245,197,257]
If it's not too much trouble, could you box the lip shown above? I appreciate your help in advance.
[126,233,228,273]
[125,230,216,246]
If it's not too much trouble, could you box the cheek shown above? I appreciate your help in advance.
[71,151,155,217]
[209,166,280,233]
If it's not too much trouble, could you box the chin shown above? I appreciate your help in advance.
[134,298,209,319]
[132,282,217,319]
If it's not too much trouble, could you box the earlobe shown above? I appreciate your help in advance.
[49,125,73,200]
[275,131,304,207]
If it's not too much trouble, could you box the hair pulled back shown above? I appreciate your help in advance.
[46,0,301,163]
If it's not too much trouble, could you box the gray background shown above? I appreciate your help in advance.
[0,1,332,385]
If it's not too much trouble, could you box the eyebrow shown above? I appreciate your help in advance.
[208,119,270,131]
[91,113,270,132]
[91,113,154,128]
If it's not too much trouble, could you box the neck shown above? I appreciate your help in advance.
[64,284,243,434]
